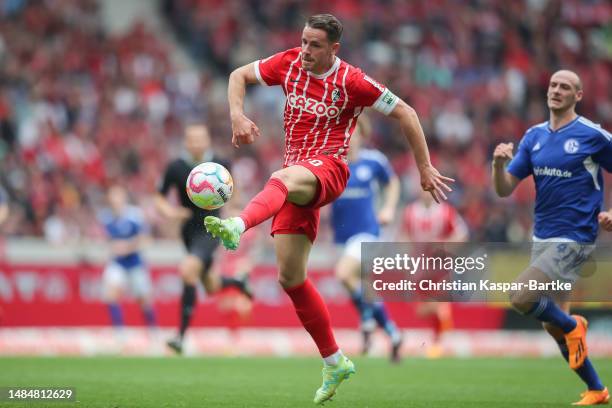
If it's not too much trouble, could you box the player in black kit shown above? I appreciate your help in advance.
[155,123,251,354]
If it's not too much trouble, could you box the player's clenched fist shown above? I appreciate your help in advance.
[598,210,612,232]
[492,143,514,167]
[231,113,261,147]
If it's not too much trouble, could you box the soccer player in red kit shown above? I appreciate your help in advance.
[205,14,454,404]
[402,190,469,244]
[402,190,469,358]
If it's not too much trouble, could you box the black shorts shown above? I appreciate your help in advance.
[181,218,220,272]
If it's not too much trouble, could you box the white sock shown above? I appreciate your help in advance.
[233,217,246,233]
[323,349,344,366]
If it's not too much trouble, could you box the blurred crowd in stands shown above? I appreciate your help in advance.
[0,0,610,244]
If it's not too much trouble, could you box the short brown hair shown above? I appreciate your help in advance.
[306,14,343,43]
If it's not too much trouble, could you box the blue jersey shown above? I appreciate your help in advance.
[507,116,612,242]
[99,206,146,268]
[331,149,394,244]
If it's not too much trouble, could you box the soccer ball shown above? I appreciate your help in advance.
[186,162,233,210]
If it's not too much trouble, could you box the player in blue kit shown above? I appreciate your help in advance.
[492,70,611,405]
[99,185,156,331]
[331,116,403,362]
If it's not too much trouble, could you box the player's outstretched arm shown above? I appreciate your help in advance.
[228,62,261,148]
[154,193,191,221]
[598,209,612,232]
[492,143,520,197]
[389,100,454,203]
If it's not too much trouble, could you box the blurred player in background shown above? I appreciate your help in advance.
[99,185,156,333]
[493,70,611,405]
[330,115,403,362]
[203,14,453,404]
[401,189,468,358]
[155,124,251,354]
[0,184,8,226]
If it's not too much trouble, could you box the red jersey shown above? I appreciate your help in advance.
[254,47,399,166]
[402,201,468,242]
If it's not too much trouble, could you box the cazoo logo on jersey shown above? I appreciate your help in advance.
[287,93,341,118]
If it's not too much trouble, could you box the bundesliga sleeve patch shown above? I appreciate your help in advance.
[373,89,399,115]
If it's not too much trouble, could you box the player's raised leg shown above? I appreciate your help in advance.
[201,267,253,300]
[205,165,316,250]
[167,251,251,354]
[275,234,355,405]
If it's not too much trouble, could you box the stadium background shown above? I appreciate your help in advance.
[0,0,610,357]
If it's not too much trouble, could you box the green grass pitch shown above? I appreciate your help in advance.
[1,356,610,407]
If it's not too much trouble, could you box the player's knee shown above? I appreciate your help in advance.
[271,169,306,195]
[270,170,292,188]
[180,257,201,285]
[104,285,121,302]
[335,265,349,282]
[278,275,304,289]
[201,272,221,294]
[179,266,199,284]
[136,296,151,307]
[278,270,305,289]
[336,267,356,292]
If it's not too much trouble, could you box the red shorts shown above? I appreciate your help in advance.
[271,155,350,243]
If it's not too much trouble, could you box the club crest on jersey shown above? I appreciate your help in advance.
[287,93,341,118]
[331,88,341,103]
[564,138,579,154]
